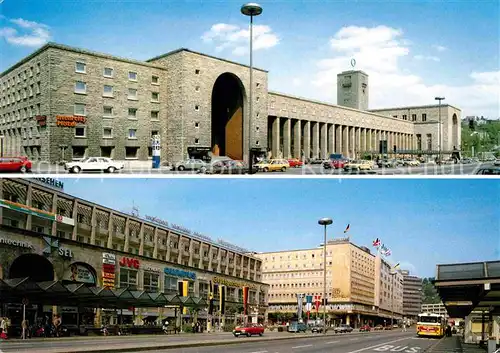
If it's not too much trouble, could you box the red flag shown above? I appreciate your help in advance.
[372,238,381,247]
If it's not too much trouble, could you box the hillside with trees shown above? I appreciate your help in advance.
[422,277,441,304]
[461,119,500,157]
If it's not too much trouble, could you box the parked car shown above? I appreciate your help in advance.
[374,325,384,331]
[311,325,328,333]
[359,325,372,332]
[0,156,32,173]
[323,159,348,169]
[287,158,304,168]
[402,159,420,167]
[344,160,373,171]
[65,157,124,173]
[287,321,308,333]
[334,324,353,333]
[255,159,289,172]
[383,325,393,330]
[233,324,264,337]
[173,159,207,171]
[199,160,258,175]
[377,159,398,168]
[474,165,500,175]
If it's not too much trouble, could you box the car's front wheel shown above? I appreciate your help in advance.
[259,333,263,336]
[177,165,185,171]
[107,166,116,173]
[20,165,27,173]
[72,166,81,174]
[281,167,286,172]
[246,332,251,337]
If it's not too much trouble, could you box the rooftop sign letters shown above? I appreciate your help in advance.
[34,177,64,190]
[0,237,34,249]
[164,267,196,280]
[143,215,250,254]
[56,115,86,127]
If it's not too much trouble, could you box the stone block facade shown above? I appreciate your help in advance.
[1,43,462,163]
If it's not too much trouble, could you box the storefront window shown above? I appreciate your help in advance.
[143,272,159,292]
[119,269,137,290]
[188,281,194,296]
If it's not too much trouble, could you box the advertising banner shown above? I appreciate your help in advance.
[65,263,96,284]
[297,293,304,320]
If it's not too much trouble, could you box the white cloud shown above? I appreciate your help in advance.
[414,55,440,62]
[433,44,447,52]
[201,23,279,56]
[0,17,51,47]
[276,25,499,118]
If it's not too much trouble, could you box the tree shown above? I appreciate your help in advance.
[421,277,441,304]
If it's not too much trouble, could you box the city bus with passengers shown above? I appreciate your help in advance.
[416,313,446,337]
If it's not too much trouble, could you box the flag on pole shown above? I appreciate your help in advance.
[393,262,400,269]
[385,249,392,256]
[344,224,350,233]
[372,238,381,247]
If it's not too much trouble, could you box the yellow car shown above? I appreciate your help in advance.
[255,159,289,172]
[344,160,374,171]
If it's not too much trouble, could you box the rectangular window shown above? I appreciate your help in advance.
[150,111,159,120]
[422,113,427,122]
[36,63,41,74]
[151,92,159,102]
[36,82,41,94]
[164,276,178,292]
[29,67,33,77]
[143,272,159,292]
[103,127,113,138]
[103,67,114,77]
[128,71,137,81]
[75,62,86,73]
[151,75,159,84]
[74,103,86,116]
[36,103,40,115]
[119,269,137,290]
[103,85,113,97]
[75,127,86,137]
[29,85,33,96]
[128,88,137,100]
[412,114,417,121]
[103,106,113,117]
[128,108,137,119]
[75,81,86,94]
[128,129,137,139]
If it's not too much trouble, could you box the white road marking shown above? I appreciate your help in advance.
[326,340,340,344]
[292,344,313,349]
[350,338,359,341]
[249,351,268,353]
[345,337,411,353]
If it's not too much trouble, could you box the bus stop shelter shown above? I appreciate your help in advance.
[433,261,500,351]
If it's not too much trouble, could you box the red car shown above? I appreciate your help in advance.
[0,156,32,173]
[323,159,347,169]
[359,325,372,332]
[233,324,265,337]
[287,158,303,168]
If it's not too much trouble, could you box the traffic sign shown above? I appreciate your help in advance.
[22,297,29,306]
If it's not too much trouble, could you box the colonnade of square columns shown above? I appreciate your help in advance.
[268,117,415,160]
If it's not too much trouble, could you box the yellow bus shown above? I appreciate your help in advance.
[416,313,446,337]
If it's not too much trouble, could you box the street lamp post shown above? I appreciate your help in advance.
[435,97,445,161]
[318,217,333,334]
[241,3,262,174]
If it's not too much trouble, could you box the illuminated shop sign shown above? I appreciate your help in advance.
[56,115,86,127]
[102,253,116,288]
[164,267,196,280]
[212,276,257,289]
[0,237,34,249]
[119,257,140,269]
[143,265,162,273]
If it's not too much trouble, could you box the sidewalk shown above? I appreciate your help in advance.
[426,335,464,352]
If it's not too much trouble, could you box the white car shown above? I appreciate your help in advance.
[65,157,124,173]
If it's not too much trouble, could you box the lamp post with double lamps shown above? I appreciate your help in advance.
[318,217,333,333]
[435,97,445,161]
[241,2,262,173]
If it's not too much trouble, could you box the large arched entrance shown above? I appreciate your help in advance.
[9,254,54,281]
[211,73,245,160]
[452,114,459,149]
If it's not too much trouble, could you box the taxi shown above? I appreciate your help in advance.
[344,160,374,171]
[255,159,289,172]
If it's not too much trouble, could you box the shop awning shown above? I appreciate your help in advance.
[433,261,500,318]
[0,277,208,309]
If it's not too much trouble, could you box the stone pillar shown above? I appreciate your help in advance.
[272,117,280,159]
[328,124,335,156]
[90,206,97,245]
[165,231,171,261]
[138,222,145,256]
[283,118,291,158]
[51,193,58,236]
[71,200,79,241]
[153,227,159,259]
[303,121,310,159]
[350,127,355,159]
[293,120,301,159]
[123,217,130,253]
[342,126,349,157]
[25,184,33,231]
[320,123,327,159]
[335,125,342,154]
[312,122,320,159]
[362,128,367,155]
[107,213,114,248]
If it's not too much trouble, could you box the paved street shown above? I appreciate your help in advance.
[12,161,490,175]
[0,330,439,353]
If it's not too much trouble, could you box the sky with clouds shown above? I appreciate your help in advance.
[1,0,499,118]
[59,178,500,278]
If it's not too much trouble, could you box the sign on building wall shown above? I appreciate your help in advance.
[164,267,196,280]
[0,237,35,249]
[119,257,140,269]
[212,276,257,289]
[56,116,86,127]
[102,253,116,288]
[0,199,74,226]
[64,263,96,284]
[33,177,64,190]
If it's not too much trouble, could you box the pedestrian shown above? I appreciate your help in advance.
[402,323,407,332]
[0,317,5,338]
[1,317,8,340]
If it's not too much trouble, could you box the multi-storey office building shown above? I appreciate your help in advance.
[421,303,449,318]
[401,270,422,320]
[0,43,461,163]
[0,178,268,327]
[255,238,403,327]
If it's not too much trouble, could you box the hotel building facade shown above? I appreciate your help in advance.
[401,270,422,320]
[255,238,404,327]
[0,43,461,163]
[0,178,268,327]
